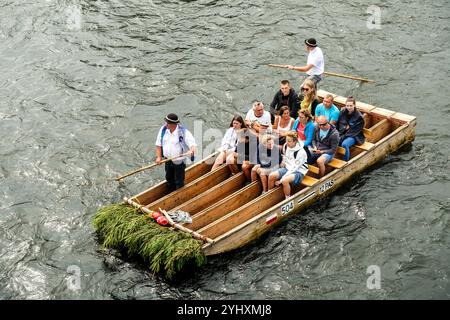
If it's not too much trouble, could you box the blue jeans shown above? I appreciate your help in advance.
[277,168,304,186]
[340,137,356,161]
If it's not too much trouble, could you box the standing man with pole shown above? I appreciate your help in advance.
[155,113,197,191]
[286,38,325,87]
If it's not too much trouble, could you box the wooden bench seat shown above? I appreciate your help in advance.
[327,157,346,169]
[308,156,346,174]
[308,165,320,175]
[356,141,375,151]
[336,141,375,156]
[363,128,372,138]
[301,175,319,187]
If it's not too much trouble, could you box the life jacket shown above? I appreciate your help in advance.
[160,124,194,161]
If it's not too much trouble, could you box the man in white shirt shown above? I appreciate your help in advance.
[155,113,197,191]
[286,38,325,87]
[244,101,271,134]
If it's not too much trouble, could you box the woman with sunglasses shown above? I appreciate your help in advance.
[336,96,365,161]
[298,79,319,117]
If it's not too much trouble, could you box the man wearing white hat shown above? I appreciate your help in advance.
[286,38,325,86]
[155,113,197,191]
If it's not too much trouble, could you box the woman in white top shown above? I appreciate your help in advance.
[272,106,294,145]
[211,115,246,170]
[268,131,308,199]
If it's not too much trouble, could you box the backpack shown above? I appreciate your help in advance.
[283,143,300,159]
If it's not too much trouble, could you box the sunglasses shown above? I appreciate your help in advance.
[301,87,310,92]
[318,122,328,127]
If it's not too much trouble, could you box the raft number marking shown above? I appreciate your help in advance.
[280,201,294,216]
[319,179,335,194]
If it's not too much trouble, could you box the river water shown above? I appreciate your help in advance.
[1,0,449,299]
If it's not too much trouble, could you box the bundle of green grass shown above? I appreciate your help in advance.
[93,203,206,278]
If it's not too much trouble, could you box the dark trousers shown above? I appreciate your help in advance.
[304,146,314,164]
[165,160,186,192]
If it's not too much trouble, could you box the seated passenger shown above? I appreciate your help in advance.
[292,109,314,148]
[272,106,294,145]
[298,79,320,117]
[268,132,309,199]
[269,80,300,122]
[308,115,340,177]
[314,94,340,126]
[251,134,282,194]
[227,128,256,181]
[244,101,271,134]
[336,96,365,161]
[211,115,246,171]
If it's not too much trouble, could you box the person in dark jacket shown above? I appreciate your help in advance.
[336,96,365,161]
[269,80,300,122]
[308,115,340,177]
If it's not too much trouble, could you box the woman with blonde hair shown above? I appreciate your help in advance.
[268,131,308,199]
[298,78,319,117]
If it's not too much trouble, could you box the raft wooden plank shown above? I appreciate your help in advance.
[171,172,246,214]
[197,187,286,239]
[389,112,417,129]
[390,112,416,124]
[145,164,231,211]
[131,153,215,206]
[367,118,391,143]
[355,101,377,114]
[188,181,263,231]
[371,107,396,119]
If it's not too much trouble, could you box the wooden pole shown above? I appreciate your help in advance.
[267,64,373,83]
[114,152,191,181]
[122,197,215,244]
[159,208,215,244]
[323,71,374,83]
